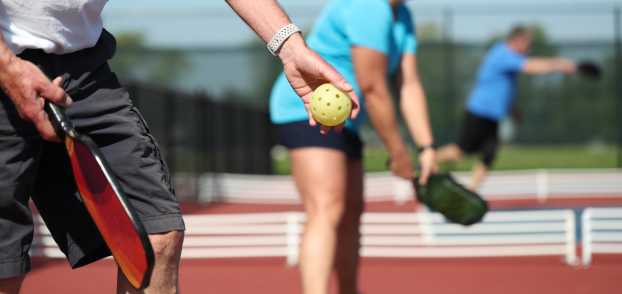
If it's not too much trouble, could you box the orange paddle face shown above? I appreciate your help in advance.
[65,134,154,289]
[45,101,154,289]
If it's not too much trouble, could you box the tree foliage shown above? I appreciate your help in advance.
[109,32,189,87]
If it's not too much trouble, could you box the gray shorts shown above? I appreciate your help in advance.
[0,30,185,279]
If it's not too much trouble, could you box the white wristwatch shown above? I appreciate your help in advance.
[267,23,302,56]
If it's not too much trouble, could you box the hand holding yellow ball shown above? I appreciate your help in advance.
[309,83,353,127]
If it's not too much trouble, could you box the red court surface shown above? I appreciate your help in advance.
[22,195,622,293]
[21,256,622,294]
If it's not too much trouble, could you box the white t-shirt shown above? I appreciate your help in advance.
[0,0,108,54]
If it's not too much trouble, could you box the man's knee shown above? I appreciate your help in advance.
[450,145,465,160]
[148,230,184,261]
[437,144,464,162]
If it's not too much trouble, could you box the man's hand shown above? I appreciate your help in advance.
[278,35,360,134]
[389,147,413,180]
[223,1,359,133]
[417,148,436,185]
[0,55,71,142]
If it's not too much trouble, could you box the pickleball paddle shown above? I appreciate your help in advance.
[577,61,602,80]
[413,173,488,226]
[45,101,154,289]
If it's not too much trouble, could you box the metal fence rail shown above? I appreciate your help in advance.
[360,210,577,265]
[31,210,578,265]
[582,207,622,265]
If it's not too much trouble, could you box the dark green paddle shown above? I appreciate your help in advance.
[413,173,488,226]
[577,60,602,80]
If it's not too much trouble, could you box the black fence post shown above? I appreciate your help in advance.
[196,96,208,174]
[164,92,176,175]
[443,7,456,143]
[615,6,622,168]
[213,103,226,173]
[233,104,245,173]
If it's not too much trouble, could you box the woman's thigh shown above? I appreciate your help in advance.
[289,147,349,217]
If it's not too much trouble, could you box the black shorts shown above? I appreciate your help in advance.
[456,111,499,167]
[276,121,363,160]
[0,30,185,278]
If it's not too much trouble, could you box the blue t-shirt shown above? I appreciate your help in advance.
[269,0,418,131]
[467,42,527,121]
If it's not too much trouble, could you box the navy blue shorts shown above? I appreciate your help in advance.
[276,121,363,160]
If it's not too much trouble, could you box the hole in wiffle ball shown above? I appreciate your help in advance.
[338,106,342,110]
[336,94,340,99]
[327,102,331,106]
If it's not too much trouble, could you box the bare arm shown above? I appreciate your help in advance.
[522,57,576,75]
[399,54,433,148]
[352,46,412,179]
[225,0,360,132]
[0,34,70,141]
[399,54,436,183]
[224,0,293,45]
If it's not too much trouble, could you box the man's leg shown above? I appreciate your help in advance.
[469,134,498,191]
[469,162,489,191]
[435,144,464,163]
[334,158,364,294]
[0,95,42,294]
[117,231,184,294]
[54,62,185,292]
[94,99,185,293]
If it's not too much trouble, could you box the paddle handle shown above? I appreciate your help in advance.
[44,100,77,138]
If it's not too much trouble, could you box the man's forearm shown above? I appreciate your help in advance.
[364,82,407,154]
[225,0,291,43]
[400,82,434,147]
[0,34,17,74]
[523,57,575,75]
[225,1,302,58]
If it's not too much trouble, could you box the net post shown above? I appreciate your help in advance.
[536,169,549,203]
[564,210,577,265]
[286,213,302,266]
[581,209,593,266]
[393,177,412,204]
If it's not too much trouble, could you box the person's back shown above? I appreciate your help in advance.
[466,42,526,121]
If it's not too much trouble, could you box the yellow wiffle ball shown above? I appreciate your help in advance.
[309,83,353,127]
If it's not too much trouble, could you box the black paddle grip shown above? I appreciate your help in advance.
[44,101,76,138]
